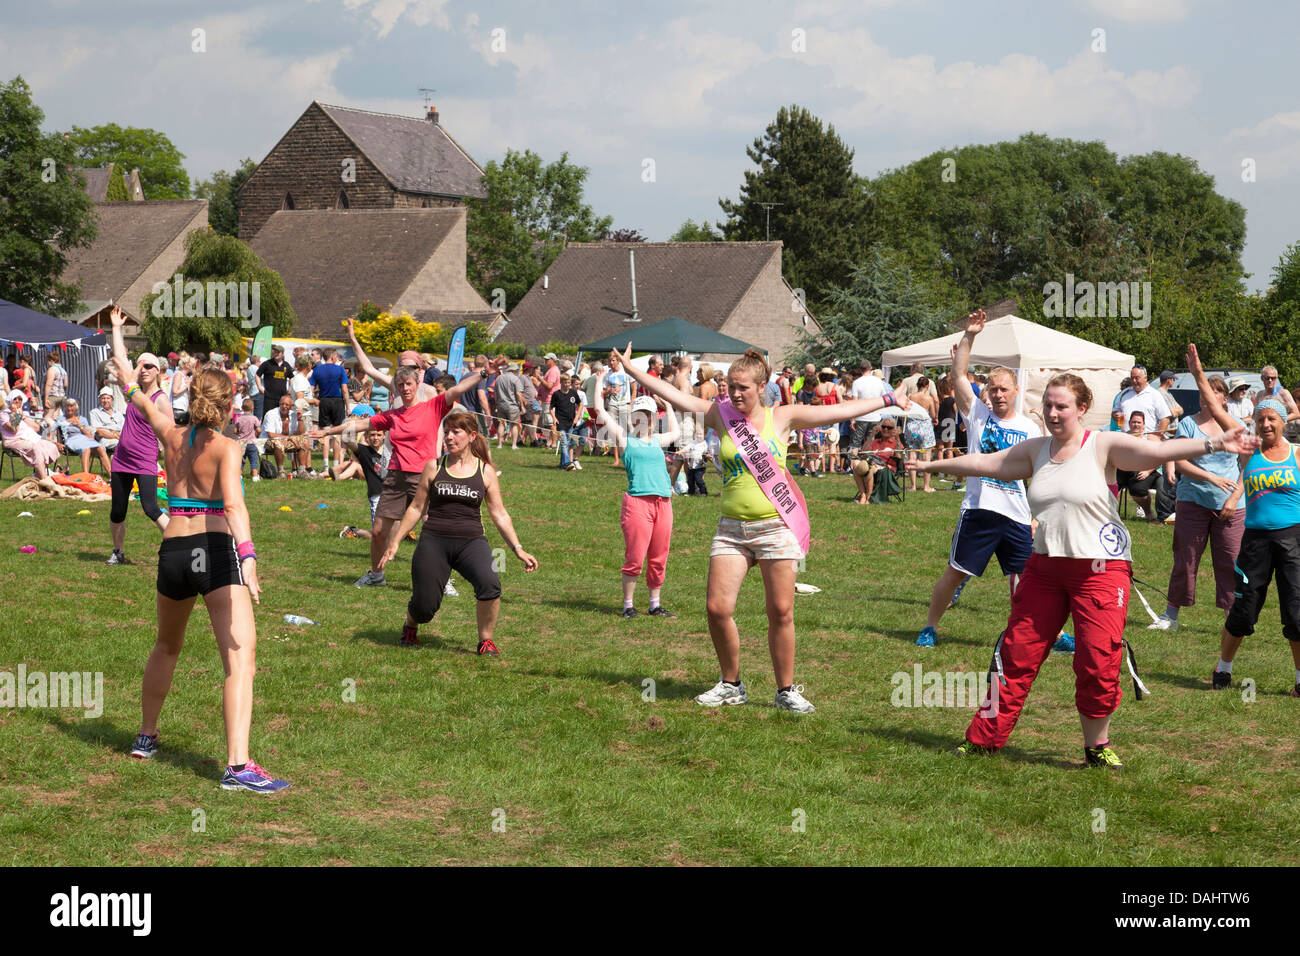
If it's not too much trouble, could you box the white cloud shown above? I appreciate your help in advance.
[344,0,450,38]
[1089,0,1190,23]
[1222,111,1300,179]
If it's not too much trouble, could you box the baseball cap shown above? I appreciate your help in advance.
[544,352,558,361]
[631,396,658,415]
[1159,370,1176,383]
[98,386,114,397]
[271,343,284,354]
[398,350,421,366]
[167,352,179,362]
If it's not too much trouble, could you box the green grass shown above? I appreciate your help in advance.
[2,448,1298,865]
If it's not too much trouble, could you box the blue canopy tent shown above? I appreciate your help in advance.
[0,298,110,414]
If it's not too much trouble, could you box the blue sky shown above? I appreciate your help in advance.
[5,0,1295,291]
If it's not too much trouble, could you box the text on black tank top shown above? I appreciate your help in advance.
[423,456,487,538]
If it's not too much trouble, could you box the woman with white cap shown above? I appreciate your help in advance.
[595,359,680,619]
[105,312,170,565]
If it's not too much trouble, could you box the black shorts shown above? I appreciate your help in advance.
[1224,526,1300,642]
[157,532,245,601]
[319,396,347,429]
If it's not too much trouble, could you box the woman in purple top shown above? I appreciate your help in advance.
[106,308,171,565]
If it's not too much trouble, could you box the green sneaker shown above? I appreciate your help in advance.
[953,740,997,757]
[1084,745,1124,769]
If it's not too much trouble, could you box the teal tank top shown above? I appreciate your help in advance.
[1243,443,1300,531]
[623,435,672,498]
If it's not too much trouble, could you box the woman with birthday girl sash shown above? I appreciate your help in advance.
[616,345,909,714]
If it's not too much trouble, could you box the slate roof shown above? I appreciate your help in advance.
[503,242,783,347]
[249,209,468,338]
[59,200,209,304]
[76,166,113,202]
[318,103,486,199]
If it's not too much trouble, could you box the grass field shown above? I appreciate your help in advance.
[2,446,1298,866]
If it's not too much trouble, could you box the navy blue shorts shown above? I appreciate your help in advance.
[949,508,1032,577]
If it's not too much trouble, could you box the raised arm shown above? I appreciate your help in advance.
[592,371,625,447]
[613,345,711,416]
[654,405,680,448]
[110,305,130,365]
[909,434,1042,482]
[110,355,173,439]
[951,309,984,417]
[345,318,392,389]
[1186,344,1236,433]
[444,365,487,406]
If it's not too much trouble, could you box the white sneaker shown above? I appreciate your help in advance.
[1134,505,1146,519]
[573,461,582,471]
[1164,513,1176,524]
[252,474,261,482]
[354,570,386,587]
[775,684,816,714]
[444,580,459,597]
[1147,615,1179,631]
[695,679,748,707]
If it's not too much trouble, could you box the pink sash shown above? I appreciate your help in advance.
[716,399,812,555]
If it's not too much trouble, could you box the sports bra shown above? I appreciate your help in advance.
[168,426,238,516]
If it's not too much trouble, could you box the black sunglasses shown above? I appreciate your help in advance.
[140,363,157,370]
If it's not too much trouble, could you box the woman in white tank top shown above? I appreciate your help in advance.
[910,371,1256,768]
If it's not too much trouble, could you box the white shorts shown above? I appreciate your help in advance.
[710,516,804,562]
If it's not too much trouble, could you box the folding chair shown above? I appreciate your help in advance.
[1,431,20,483]
[869,458,906,504]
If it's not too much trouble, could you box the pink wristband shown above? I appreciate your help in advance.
[237,541,257,561]
[881,392,896,407]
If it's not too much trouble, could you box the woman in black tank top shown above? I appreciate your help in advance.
[380,411,538,654]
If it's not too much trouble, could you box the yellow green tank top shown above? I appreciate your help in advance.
[719,404,787,520]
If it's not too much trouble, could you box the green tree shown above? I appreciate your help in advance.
[787,246,950,368]
[719,105,869,308]
[193,158,257,236]
[668,218,721,241]
[139,230,294,354]
[67,122,190,199]
[0,76,98,316]
[104,168,128,202]
[466,149,612,310]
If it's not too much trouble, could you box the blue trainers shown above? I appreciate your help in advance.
[220,761,292,794]
[916,626,937,647]
[1052,631,1075,653]
[130,732,158,759]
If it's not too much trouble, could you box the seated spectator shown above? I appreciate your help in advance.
[849,420,901,504]
[2,389,59,479]
[57,398,113,474]
[233,398,262,480]
[89,386,124,451]
[1115,410,1166,522]
[262,394,312,477]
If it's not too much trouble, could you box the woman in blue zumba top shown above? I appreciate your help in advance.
[1189,346,1300,696]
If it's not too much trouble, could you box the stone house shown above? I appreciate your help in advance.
[237,101,486,240]
[497,241,819,362]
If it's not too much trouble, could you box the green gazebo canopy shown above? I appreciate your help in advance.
[580,316,762,356]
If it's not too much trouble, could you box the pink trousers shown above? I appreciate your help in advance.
[620,493,673,588]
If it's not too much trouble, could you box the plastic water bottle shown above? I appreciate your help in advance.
[283,614,320,626]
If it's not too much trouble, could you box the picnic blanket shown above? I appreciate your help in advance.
[0,475,111,501]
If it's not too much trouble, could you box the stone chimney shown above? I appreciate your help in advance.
[426,106,440,125]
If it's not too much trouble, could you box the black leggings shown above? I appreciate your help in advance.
[408,533,502,624]
[1224,527,1300,642]
[1117,469,1161,498]
[110,470,163,524]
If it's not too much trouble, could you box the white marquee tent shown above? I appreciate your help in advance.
[881,314,1135,431]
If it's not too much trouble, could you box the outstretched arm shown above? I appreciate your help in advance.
[110,305,130,366]
[613,345,711,416]
[110,356,173,439]
[782,381,909,431]
[1103,428,1257,473]
[909,435,1041,482]
[444,366,487,405]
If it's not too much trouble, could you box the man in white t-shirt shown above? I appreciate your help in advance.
[917,309,1047,649]
[846,359,887,452]
[1112,366,1169,436]
[1226,378,1254,422]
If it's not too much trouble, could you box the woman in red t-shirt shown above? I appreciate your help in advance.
[849,421,901,504]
